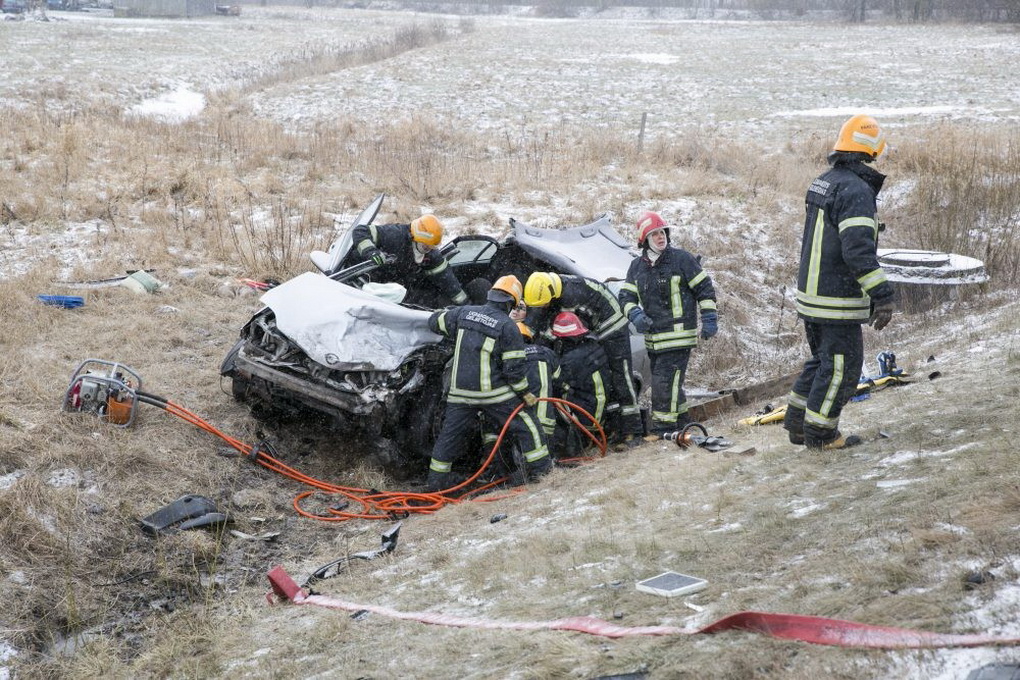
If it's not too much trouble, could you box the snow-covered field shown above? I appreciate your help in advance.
[4,8,1019,139]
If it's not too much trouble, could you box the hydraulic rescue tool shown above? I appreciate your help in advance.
[660,422,733,452]
[62,359,144,427]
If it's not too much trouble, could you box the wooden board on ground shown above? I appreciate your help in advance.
[688,392,735,422]
[722,370,800,406]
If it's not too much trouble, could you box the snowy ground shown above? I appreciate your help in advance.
[4,9,1019,140]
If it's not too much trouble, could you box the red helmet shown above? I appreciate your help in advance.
[552,311,588,338]
[635,211,669,246]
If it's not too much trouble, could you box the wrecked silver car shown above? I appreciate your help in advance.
[220,195,646,460]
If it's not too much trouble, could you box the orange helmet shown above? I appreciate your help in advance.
[635,211,669,246]
[552,311,588,338]
[516,322,534,340]
[409,215,443,247]
[487,275,523,306]
[833,114,886,159]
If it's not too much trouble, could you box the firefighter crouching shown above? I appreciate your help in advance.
[350,214,469,306]
[523,272,644,448]
[425,275,552,492]
[550,311,612,457]
[619,211,718,436]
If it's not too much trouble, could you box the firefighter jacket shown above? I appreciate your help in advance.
[352,222,467,304]
[796,157,894,324]
[619,247,717,354]
[524,343,561,434]
[557,337,610,423]
[428,302,531,406]
[524,275,629,342]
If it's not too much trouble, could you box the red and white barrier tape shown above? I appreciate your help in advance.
[266,566,1020,649]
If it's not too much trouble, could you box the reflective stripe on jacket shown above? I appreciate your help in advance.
[352,222,467,304]
[524,275,628,341]
[619,246,716,354]
[428,303,529,405]
[796,158,894,324]
[524,344,561,433]
[557,338,610,424]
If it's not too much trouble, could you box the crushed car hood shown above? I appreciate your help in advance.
[511,215,636,282]
[261,272,442,371]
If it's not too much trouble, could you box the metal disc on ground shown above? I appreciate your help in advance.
[877,248,989,313]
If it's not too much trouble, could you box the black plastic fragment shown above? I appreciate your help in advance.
[303,522,402,587]
[140,495,221,535]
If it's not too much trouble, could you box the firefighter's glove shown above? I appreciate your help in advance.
[628,308,653,333]
[365,248,386,266]
[869,299,895,331]
[700,311,718,340]
[522,392,539,408]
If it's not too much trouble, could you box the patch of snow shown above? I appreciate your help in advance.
[707,522,742,533]
[47,468,80,488]
[786,500,824,518]
[876,478,920,489]
[621,53,680,65]
[878,444,977,466]
[774,105,965,118]
[0,220,110,281]
[0,470,26,490]
[126,85,205,123]
[0,639,17,680]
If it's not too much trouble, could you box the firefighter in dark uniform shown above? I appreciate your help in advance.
[784,114,896,450]
[619,211,717,435]
[518,322,561,441]
[550,311,612,457]
[523,271,643,448]
[349,215,468,306]
[425,276,551,492]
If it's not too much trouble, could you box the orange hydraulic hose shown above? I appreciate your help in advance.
[138,392,607,523]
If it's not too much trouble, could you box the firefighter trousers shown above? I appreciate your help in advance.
[783,321,864,446]
[601,330,643,436]
[429,400,550,476]
[648,348,691,434]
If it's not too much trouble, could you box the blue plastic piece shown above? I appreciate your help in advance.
[38,295,84,308]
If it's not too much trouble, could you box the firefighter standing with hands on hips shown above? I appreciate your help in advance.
[425,276,551,492]
[619,211,718,436]
[522,272,645,449]
[350,215,469,306]
[783,114,895,450]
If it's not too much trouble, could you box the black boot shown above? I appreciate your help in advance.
[526,455,553,481]
[425,470,454,493]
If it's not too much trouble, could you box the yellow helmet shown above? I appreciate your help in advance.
[409,215,443,247]
[833,114,886,159]
[516,322,534,340]
[487,275,523,306]
[523,272,562,307]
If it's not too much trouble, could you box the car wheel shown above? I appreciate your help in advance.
[394,379,444,459]
[230,375,250,402]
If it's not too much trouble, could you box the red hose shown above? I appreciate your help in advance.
[266,566,1020,649]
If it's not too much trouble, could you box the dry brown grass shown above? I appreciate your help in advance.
[887,123,1020,284]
